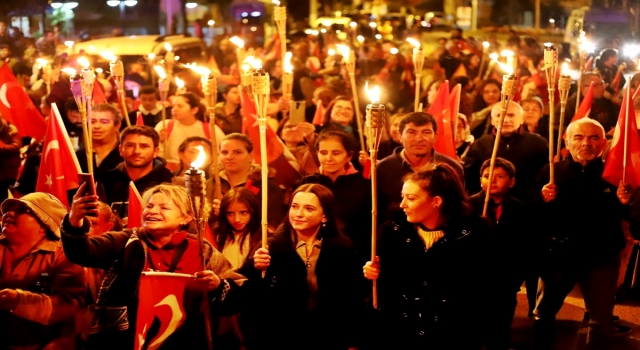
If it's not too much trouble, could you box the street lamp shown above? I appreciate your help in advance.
[51,2,78,9]
[107,1,138,20]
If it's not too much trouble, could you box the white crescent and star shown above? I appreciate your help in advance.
[146,294,184,350]
[0,83,10,108]
[43,140,63,188]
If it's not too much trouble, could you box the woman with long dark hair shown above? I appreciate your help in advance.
[241,183,364,350]
[363,163,492,349]
[470,78,502,139]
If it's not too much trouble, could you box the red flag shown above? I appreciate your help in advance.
[134,272,190,350]
[0,64,47,140]
[136,111,144,126]
[603,89,640,189]
[240,87,257,116]
[428,81,457,159]
[93,81,107,105]
[35,103,82,207]
[312,100,325,126]
[449,83,461,130]
[262,32,281,61]
[128,182,143,228]
[572,81,594,123]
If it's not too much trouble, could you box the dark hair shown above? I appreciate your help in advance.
[479,157,516,179]
[323,95,355,126]
[472,78,501,112]
[398,112,438,134]
[221,133,253,153]
[599,49,618,63]
[214,188,261,252]
[175,93,206,122]
[178,136,212,153]
[403,163,472,220]
[120,125,160,148]
[92,103,123,126]
[64,97,79,113]
[139,85,159,98]
[315,130,356,158]
[283,183,340,242]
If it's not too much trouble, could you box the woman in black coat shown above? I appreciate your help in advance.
[364,163,492,349]
[240,183,364,350]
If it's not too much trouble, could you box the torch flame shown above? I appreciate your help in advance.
[61,67,77,75]
[365,82,381,103]
[284,52,293,74]
[328,48,335,56]
[489,53,499,60]
[406,37,421,48]
[190,145,206,169]
[500,50,514,57]
[164,43,173,52]
[77,56,90,69]
[175,77,184,88]
[561,62,570,75]
[36,58,49,69]
[154,65,166,80]
[99,51,118,62]
[482,41,490,49]
[148,53,156,60]
[243,56,262,69]
[229,36,245,49]
[336,44,350,62]
[190,66,211,76]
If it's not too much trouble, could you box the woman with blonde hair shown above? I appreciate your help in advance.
[62,183,245,350]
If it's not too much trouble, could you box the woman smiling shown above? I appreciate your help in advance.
[61,183,245,349]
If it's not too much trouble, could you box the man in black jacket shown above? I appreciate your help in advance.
[531,118,632,350]
[99,126,173,206]
[463,101,548,202]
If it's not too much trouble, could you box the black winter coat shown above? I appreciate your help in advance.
[239,228,364,350]
[373,211,491,350]
[99,158,173,205]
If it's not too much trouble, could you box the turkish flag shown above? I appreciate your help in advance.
[603,88,640,189]
[134,272,190,350]
[428,81,457,159]
[128,181,143,228]
[136,111,144,126]
[0,64,47,140]
[572,81,594,123]
[312,100,325,126]
[240,88,301,188]
[93,81,107,105]
[35,103,82,207]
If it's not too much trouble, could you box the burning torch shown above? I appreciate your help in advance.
[365,83,385,309]
[70,74,94,174]
[407,38,425,112]
[482,74,518,218]
[543,45,558,183]
[251,67,270,253]
[109,59,132,127]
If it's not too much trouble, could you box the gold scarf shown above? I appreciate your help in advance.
[416,227,445,250]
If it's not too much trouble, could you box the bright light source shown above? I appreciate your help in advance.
[147,53,155,60]
[349,22,357,28]
[407,37,421,48]
[357,35,364,43]
[51,2,63,8]
[174,55,180,61]
[164,43,172,52]
[229,36,245,48]
[322,20,332,27]
[250,27,257,32]
[61,67,77,75]
[207,20,214,26]
[99,51,117,62]
[64,40,75,48]
[241,12,248,17]
[365,82,381,103]
[77,56,90,68]
[483,41,490,48]
[328,48,335,56]
[312,30,319,36]
[390,47,399,55]
[251,11,261,17]
[549,19,555,23]
[272,0,280,5]
[185,2,198,9]
[369,22,377,28]
[624,44,640,58]
[123,0,137,6]
[500,50,514,57]
[96,68,104,74]
[106,0,120,6]
[375,34,382,40]
[579,40,596,53]
[154,65,166,80]
[284,52,293,74]
[489,52,499,60]
[320,28,327,33]
[65,2,78,9]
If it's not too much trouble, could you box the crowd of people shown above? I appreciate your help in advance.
[1,19,640,350]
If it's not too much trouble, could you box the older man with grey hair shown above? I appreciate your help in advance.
[531,118,633,350]
[463,101,549,202]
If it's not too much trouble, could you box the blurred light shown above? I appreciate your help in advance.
[123,0,137,6]
[185,2,198,9]
[96,68,104,74]
[65,2,78,8]
[77,56,90,68]
[322,20,332,27]
[500,49,514,57]
[175,55,180,61]
[241,12,248,17]
[64,40,75,48]
[357,35,364,43]
[335,11,342,17]
[164,43,172,52]
[272,0,280,5]
[483,41,490,48]
[336,30,342,34]
[250,27,257,32]
[208,20,214,26]
[147,53,155,60]
[369,22,377,28]
[251,11,261,17]
[328,48,335,56]
[489,52,499,60]
[549,19,555,23]
[321,28,327,33]
[421,21,429,27]
[106,1,120,6]
[579,40,596,53]
[242,19,248,24]
[375,34,382,40]
[624,44,640,58]
[229,36,245,48]
[349,22,357,28]
[407,37,421,48]
[61,67,77,75]
[51,2,63,8]
[390,47,399,55]
[99,51,117,61]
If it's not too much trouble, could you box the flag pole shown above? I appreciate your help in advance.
[202,74,223,201]
[365,83,385,309]
[543,45,558,184]
[483,74,518,217]
[156,65,170,159]
[556,66,571,158]
[623,80,631,183]
[252,68,270,277]
[70,74,93,174]
[184,150,213,350]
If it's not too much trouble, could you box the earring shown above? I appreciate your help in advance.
[322,222,326,228]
